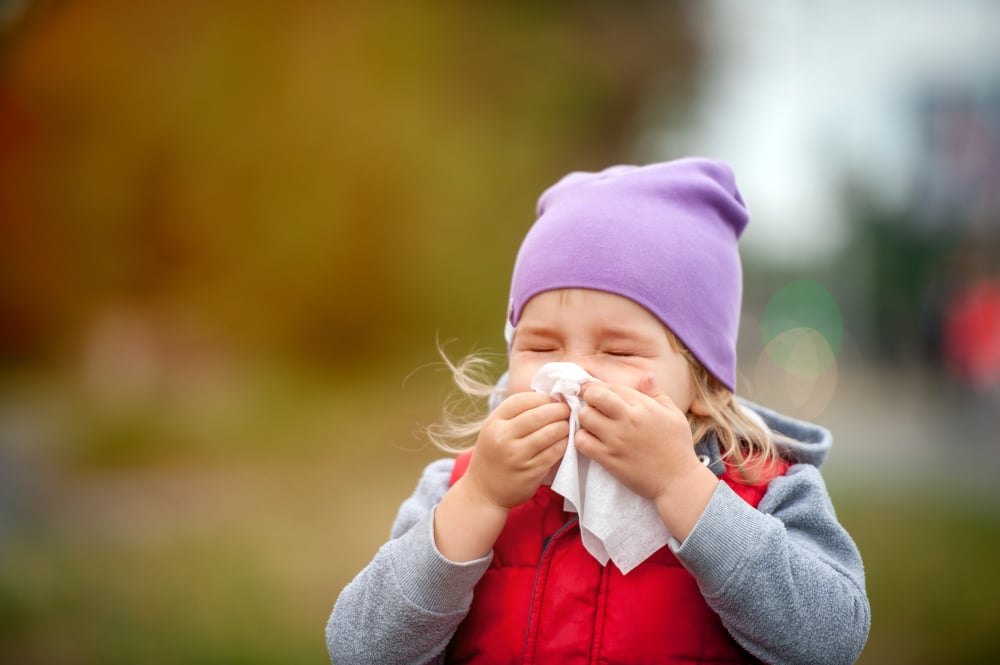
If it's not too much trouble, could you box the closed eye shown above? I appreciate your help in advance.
[512,333,560,354]
[512,340,559,353]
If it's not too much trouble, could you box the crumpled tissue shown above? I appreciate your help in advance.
[531,362,671,574]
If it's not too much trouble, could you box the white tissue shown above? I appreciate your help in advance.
[531,362,671,574]
[530,362,595,445]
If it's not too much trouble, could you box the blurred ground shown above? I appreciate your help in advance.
[765,364,1000,665]
[820,365,1000,496]
[2,358,999,664]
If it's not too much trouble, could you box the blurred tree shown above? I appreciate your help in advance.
[0,0,699,372]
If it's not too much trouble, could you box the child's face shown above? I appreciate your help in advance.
[508,288,703,414]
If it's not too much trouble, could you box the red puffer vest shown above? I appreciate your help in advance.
[445,449,788,665]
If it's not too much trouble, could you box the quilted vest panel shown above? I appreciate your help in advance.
[444,450,787,665]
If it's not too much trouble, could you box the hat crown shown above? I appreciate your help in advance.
[509,158,748,392]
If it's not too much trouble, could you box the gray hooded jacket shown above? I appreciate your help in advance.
[327,401,870,664]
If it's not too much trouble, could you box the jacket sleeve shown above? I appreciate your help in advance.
[325,458,491,665]
[671,463,870,665]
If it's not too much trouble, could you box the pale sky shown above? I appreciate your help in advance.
[658,0,1000,267]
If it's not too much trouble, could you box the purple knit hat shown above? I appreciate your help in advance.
[506,158,749,392]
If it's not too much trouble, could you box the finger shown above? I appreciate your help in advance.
[527,429,569,467]
[637,374,659,398]
[580,383,633,419]
[572,427,609,464]
[497,390,560,415]
[635,374,683,413]
[577,402,616,441]
[494,392,565,427]
[520,419,570,457]
[506,400,571,439]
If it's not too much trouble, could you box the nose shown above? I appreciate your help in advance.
[555,351,598,381]
[535,341,597,381]
[558,349,581,367]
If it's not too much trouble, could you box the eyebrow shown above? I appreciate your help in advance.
[596,326,655,342]
[598,326,641,338]
[513,324,561,338]
[516,323,654,343]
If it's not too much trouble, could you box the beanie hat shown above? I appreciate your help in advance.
[506,158,749,392]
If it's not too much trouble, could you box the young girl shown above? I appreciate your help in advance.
[326,159,870,664]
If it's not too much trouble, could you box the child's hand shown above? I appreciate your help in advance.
[575,376,712,506]
[435,393,569,562]
[463,392,571,510]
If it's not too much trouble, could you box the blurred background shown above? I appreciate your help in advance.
[1,0,998,662]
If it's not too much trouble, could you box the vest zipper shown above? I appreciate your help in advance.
[521,515,579,664]
[589,557,612,665]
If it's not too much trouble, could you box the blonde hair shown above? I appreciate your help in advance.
[673,339,780,482]
[426,334,780,482]
[425,351,503,454]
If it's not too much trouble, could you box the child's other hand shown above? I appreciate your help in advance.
[463,392,571,510]
[575,376,708,504]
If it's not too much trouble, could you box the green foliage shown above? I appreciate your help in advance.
[837,490,1000,664]
[0,535,323,664]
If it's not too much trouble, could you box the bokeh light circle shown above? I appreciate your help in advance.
[760,279,844,378]
[754,329,838,420]
[747,279,847,419]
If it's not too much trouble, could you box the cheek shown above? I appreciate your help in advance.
[590,362,645,389]
[655,368,697,410]
[507,357,544,394]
